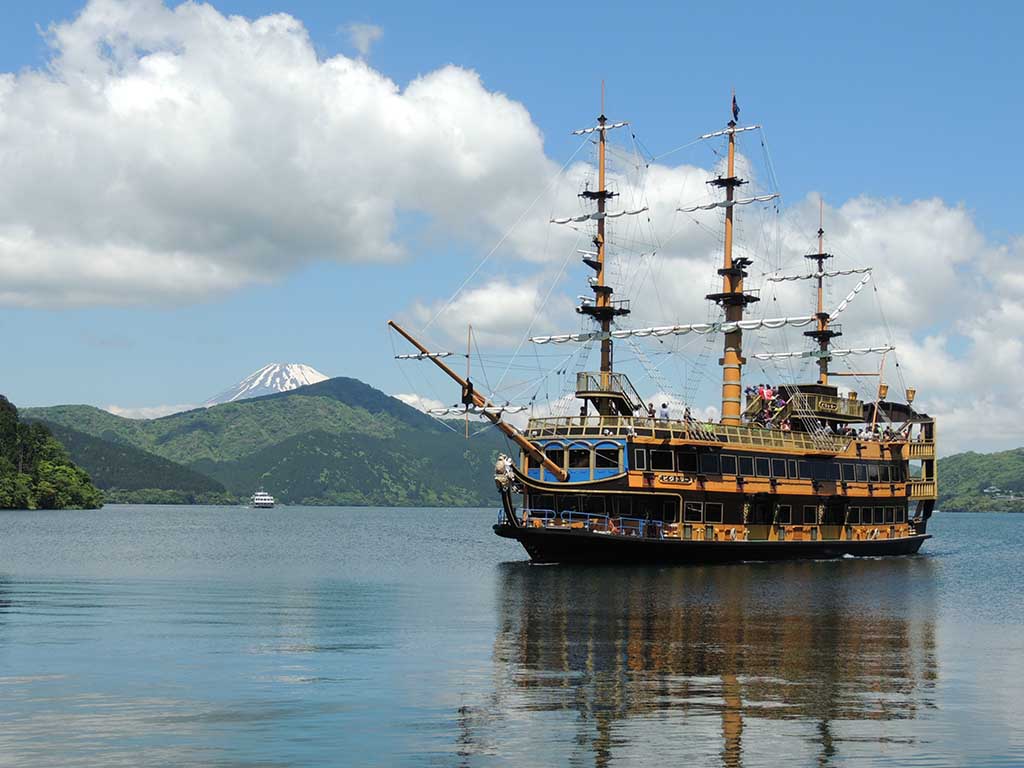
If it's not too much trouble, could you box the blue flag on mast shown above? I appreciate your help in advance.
[731,93,739,122]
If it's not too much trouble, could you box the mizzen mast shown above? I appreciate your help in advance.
[804,199,841,385]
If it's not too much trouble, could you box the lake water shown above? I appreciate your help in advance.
[0,506,1021,767]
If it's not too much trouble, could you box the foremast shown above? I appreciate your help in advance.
[572,94,633,415]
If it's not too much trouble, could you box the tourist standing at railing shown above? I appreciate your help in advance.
[658,403,670,421]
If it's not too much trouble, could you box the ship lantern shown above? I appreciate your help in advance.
[906,386,916,404]
[848,390,858,401]
[878,383,889,400]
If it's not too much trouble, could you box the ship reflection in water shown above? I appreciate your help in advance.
[482,559,937,767]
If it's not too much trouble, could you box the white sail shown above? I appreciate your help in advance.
[699,124,760,140]
[677,193,779,213]
[427,406,529,416]
[395,352,453,360]
[551,206,649,225]
[752,345,895,361]
[531,316,816,345]
[766,267,872,283]
[572,121,629,135]
[831,273,873,317]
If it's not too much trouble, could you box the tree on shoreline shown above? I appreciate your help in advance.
[0,396,102,510]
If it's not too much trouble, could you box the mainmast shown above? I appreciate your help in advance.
[705,94,761,426]
[804,200,841,384]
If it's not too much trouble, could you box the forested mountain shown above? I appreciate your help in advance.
[937,449,1024,512]
[0,395,103,509]
[43,423,232,505]
[27,378,507,506]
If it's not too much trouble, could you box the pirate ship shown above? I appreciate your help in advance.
[388,96,936,563]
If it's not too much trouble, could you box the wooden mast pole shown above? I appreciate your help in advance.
[718,92,745,426]
[816,200,829,385]
[387,320,569,481]
[597,82,611,380]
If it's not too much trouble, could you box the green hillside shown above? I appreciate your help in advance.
[26,378,507,506]
[937,448,1024,512]
[0,396,103,510]
[42,423,233,505]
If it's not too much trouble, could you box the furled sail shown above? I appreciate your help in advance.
[551,206,649,225]
[530,315,816,345]
[831,273,873,317]
[766,267,872,283]
[699,124,760,140]
[572,121,629,135]
[752,345,895,361]
[427,406,529,416]
[677,193,779,213]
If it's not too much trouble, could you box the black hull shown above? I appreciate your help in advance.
[494,524,929,564]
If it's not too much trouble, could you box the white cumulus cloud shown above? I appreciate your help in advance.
[0,0,552,306]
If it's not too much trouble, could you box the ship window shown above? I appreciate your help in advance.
[855,464,868,482]
[803,505,818,524]
[893,464,905,482]
[896,506,906,522]
[527,452,540,469]
[847,506,860,524]
[651,450,674,471]
[720,455,737,475]
[533,494,555,514]
[884,507,895,523]
[842,463,856,482]
[771,458,787,478]
[595,447,619,469]
[879,465,891,482]
[662,500,679,523]
[738,456,755,476]
[873,507,885,524]
[634,448,647,471]
[699,453,721,474]
[569,448,591,469]
[677,451,698,472]
[868,463,880,482]
[799,461,813,479]
[684,501,703,522]
[788,460,799,478]
[755,458,771,477]
[705,502,724,523]
[581,495,606,516]
[545,446,565,468]
[614,497,633,518]
[776,504,792,524]
[558,496,581,514]
[812,461,830,480]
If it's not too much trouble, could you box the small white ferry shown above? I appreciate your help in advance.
[250,490,276,509]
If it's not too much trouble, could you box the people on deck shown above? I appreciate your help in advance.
[658,403,670,420]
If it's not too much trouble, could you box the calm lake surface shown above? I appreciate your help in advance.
[0,506,1021,767]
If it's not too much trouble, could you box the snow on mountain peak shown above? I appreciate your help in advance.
[204,363,328,406]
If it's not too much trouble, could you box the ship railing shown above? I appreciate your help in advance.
[524,415,852,453]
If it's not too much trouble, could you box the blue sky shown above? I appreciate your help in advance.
[1,0,1021,451]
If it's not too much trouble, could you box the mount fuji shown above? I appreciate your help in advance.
[204,363,329,406]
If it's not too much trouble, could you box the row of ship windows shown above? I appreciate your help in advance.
[527,493,907,525]
[634,448,905,483]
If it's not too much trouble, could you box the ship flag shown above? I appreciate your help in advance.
[731,92,739,122]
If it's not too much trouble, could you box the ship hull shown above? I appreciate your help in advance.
[494,524,929,564]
